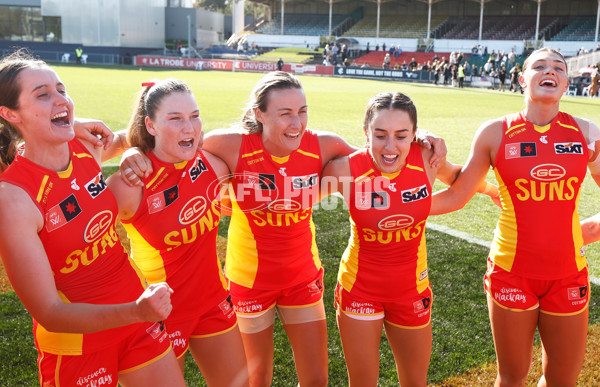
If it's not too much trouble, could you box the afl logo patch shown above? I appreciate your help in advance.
[267,199,302,213]
[530,164,565,181]
[84,210,113,243]
[179,196,208,225]
[377,214,414,231]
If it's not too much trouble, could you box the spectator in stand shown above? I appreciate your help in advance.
[433,62,441,85]
[483,58,493,76]
[432,53,439,62]
[383,53,391,69]
[375,43,379,51]
[421,61,431,72]
[463,61,470,77]
[277,58,284,71]
[409,57,418,71]
[389,44,395,56]
[396,45,402,56]
[590,64,599,98]
[443,63,451,85]
[497,63,507,92]
[451,64,458,87]
[401,60,408,71]
[394,63,400,70]
[457,51,463,64]
[509,62,521,93]
[366,42,370,54]
[508,48,516,70]
[471,64,479,77]
[341,44,348,63]
[382,43,386,52]
[332,43,339,65]
[449,51,457,65]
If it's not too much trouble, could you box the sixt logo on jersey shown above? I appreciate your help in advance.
[401,184,429,203]
[46,194,82,232]
[355,191,389,210]
[189,157,208,182]
[147,185,179,214]
[85,172,107,198]
[554,142,583,155]
[291,173,318,189]
[505,142,537,159]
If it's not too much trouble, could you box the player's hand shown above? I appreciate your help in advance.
[416,129,447,168]
[120,148,152,187]
[73,118,114,150]
[136,282,174,322]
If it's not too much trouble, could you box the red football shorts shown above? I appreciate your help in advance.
[38,321,171,387]
[484,257,590,315]
[334,282,432,328]
[166,295,238,358]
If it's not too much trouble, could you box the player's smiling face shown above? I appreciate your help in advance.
[256,87,308,157]
[366,108,416,174]
[146,92,203,164]
[11,67,75,146]
[520,51,568,101]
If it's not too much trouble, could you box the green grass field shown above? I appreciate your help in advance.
[1,65,600,385]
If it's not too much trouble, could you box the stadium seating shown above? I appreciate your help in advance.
[343,15,448,38]
[439,16,558,40]
[552,16,597,41]
[257,13,351,36]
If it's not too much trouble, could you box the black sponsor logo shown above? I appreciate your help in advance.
[189,157,208,182]
[401,185,429,203]
[520,142,537,157]
[554,142,583,155]
[291,173,318,189]
[85,173,107,198]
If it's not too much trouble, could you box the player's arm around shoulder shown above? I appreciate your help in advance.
[0,182,68,330]
[315,130,358,166]
[321,155,351,201]
[429,118,501,215]
[577,117,600,245]
[203,128,243,173]
[106,171,143,221]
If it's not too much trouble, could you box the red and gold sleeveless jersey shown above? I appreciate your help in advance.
[490,111,588,279]
[339,144,431,300]
[226,130,322,289]
[121,151,227,322]
[0,139,146,355]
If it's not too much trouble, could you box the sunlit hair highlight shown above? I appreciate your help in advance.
[127,78,192,153]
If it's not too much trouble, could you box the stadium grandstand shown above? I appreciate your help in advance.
[0,0,598,79]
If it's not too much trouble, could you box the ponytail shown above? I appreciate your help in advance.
[126,78,192,153]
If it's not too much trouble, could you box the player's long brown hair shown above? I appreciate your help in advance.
[240,71,303,134]
[522,47,567,72]
[363,92,418,133]
[0,50,46,170]
[127,78,193,153]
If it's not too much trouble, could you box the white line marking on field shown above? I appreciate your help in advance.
[427,222,491,248]
[427,222,600,286]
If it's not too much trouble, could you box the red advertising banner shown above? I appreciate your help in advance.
[134,56,333,75]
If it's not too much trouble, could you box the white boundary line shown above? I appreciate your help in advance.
[427,222,600,287]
